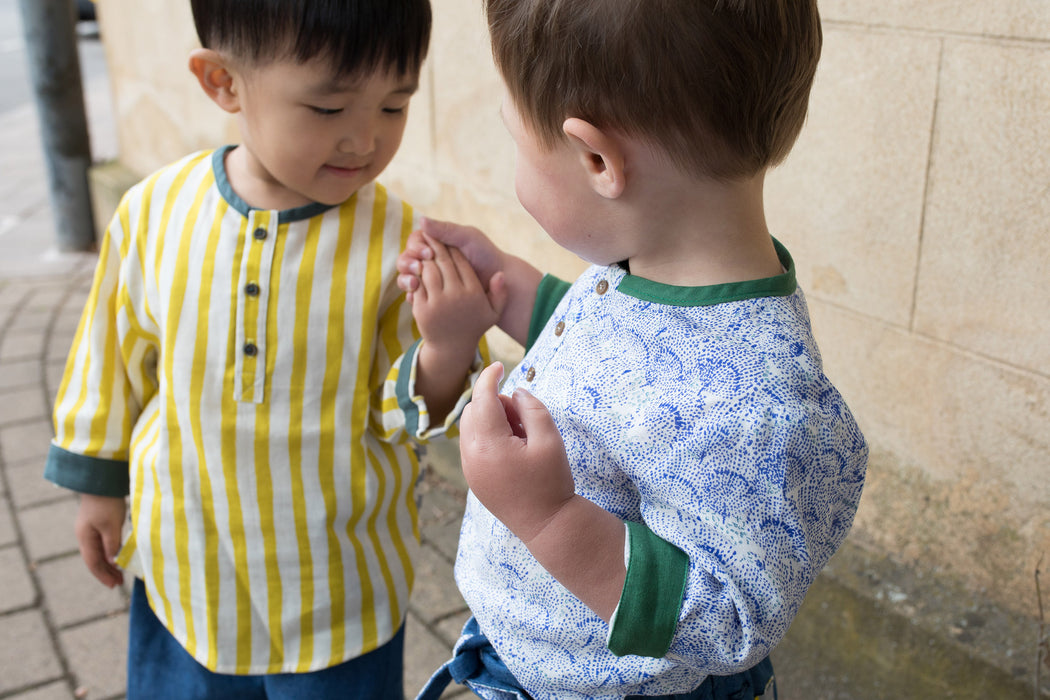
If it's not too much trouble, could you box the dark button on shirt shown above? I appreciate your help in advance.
[554,321,565,336]
[525,367,536,382]
[245,282,260,297]
[243,342,258,357]
[253,228,268,241]
[595,279,609,295]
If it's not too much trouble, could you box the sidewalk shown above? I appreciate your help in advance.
[0,59,469,700]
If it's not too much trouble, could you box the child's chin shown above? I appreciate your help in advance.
[313,189,361,206]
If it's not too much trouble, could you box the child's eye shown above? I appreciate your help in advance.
[309,106,343,116]
[382,106,407,115]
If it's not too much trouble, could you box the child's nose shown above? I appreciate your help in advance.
[338,120,376,155]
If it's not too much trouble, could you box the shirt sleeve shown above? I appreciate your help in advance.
[45,194,157,497]
[609,392,867,671]
[607,521,689,657]
[386,337,488,441]
[525,274,572,352]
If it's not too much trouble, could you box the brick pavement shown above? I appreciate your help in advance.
[0,45,470,700]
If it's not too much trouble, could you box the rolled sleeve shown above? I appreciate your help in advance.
[607,520,689,658]
[44,443,129,497]
[389,338,487,441]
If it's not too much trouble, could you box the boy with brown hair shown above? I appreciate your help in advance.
[402,0,868,698]
[44,0,501,697]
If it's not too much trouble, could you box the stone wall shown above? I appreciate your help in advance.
[93,0,1049,638]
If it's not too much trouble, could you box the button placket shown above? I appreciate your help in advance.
[234,213,276,403]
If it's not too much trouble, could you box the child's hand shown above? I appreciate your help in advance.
[75,494,126,588]
[459,362,577,545]
[413,234,506,355]
[397,218,505,303]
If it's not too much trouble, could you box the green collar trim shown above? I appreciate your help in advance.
[211,146,335,224]
[616,239,797,307]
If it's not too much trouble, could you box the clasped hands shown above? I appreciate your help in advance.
[397,222,579,544]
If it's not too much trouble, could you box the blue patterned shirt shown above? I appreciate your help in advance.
[454,241,867,698]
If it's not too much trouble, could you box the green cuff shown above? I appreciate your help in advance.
[608,521,689,658]
[525,274,572,352]
[396,338,424,437]
[44,443,130,497]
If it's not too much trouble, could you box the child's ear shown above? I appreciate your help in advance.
[562,118,626,199]
[188,48,241,114]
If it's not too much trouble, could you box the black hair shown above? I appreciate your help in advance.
[190,0,432,78]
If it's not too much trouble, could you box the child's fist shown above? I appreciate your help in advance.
[459,363,576,544]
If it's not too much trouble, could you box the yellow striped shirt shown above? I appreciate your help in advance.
[45,148,478,674]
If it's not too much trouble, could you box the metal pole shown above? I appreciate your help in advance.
[16,0,96,251]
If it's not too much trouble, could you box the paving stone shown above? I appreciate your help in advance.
[0,358,38,391]
[20,499,80,562]
[0,609,64,694]
[0,328,46,362]
[6,457,72,508]
[0,418,55,464]
[434,608,473,648]
[8,681,76,700]
[0,385,49,427]
[0,286,22,312]
[38,553,127,628]
[47,329,77,364]
[0,281,33,304]
[417,474,467,563]
[6,307,53,333]
[45,360,68,407]
[60,612,128,700]
[403,613,464,700]
[408,544,467,624]
[0,497,16,546]
[0,544,37,612]
[23,285,70,314]
[417,477,465,524]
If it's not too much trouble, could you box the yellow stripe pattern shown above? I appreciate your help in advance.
[51,150,477,674]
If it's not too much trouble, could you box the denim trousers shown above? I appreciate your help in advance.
[416,616,776,700]
[127,578,405,700]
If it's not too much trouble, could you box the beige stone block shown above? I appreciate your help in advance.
[88,159,143,239]
[428,0,514,204]
[808,300,1049,504]
[383,62,437,207]
[914,42,1050,373]
[767,29,940,326]
[808,300,1049,615]
[97,0,238,176]
[820,1,1050,42]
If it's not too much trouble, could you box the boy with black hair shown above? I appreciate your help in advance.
[44,1,501,697]
[400,0,868,698]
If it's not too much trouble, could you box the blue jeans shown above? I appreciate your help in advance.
[127,579,404,700]
[416,616,776,700]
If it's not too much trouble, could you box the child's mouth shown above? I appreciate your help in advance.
[324,164,366,177]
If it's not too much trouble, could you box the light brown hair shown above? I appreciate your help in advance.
[485,0,821,180]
